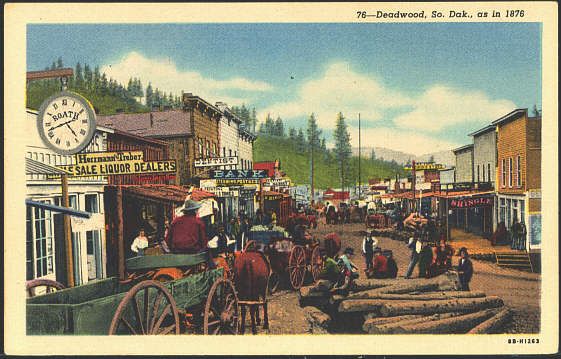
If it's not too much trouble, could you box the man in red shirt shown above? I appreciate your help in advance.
[165,199,208,253]
[372,247,388,279]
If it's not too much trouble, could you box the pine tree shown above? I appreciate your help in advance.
[75,63,84,87]
[83,64,93,89]
[288,127,297,140]
[428,155,435,163]
[274,116,284,137]
[306,113,322,149]
[145,82,153,107]
[334,112,352,189]
[100,73,108,94]
[296,128,306,152]
[370,149,376,161]
[251,108,257,133]
[56,57,63,69]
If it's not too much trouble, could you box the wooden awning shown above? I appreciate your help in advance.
[107,185,215,204]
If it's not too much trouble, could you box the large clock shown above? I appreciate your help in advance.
[37,91,97,155]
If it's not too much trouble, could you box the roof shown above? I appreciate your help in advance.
[254,161,276,177]
[468,124,496,137]
[96,110,191,138]
[26,157,67,175]
[184,94,222,117]
[380,190,434,199]
[117,185,215,203]
[491,108,527,126]
[433,190,495,198]
[452,144,474,153]
[109,128,169,147]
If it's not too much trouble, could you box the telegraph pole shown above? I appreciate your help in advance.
[310,135,314,206]
[358,113,361,199]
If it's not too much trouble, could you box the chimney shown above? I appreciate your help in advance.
[182,93,194,108]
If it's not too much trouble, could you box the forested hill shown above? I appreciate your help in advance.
[253,135,406,189]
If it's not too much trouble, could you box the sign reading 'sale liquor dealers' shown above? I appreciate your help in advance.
[210,169,268,179]
[51,150,176,177]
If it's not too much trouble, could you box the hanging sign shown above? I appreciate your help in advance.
[49,150,176,177]
[216,179,260,185]
[263,178,291,188]
[194,156,238,167]
[404,162,445,170]
[449,196,493,209]
[210,169,267,179]
[264,194,283,201]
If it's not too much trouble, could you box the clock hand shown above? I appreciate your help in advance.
[50,118,80,131]
[66,123,78,137]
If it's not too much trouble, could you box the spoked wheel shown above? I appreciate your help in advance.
[204,278,239,335]
[243,240,257,252]
[310,246,324,283]
[26,279,65,298]
[288,245,306,289]
[108,280,180,335]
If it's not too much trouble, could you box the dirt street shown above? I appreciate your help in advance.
[249,222,540,334]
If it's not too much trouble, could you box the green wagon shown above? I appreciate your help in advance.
[26,252,239,335]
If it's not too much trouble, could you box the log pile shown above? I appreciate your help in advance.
[298,272,512,334]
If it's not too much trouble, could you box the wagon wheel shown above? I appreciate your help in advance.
[288,245,306,289]
[310,246,324,283]
[243,240,257,252]
[204,278,239,335]
[26,279,65,298]
[108,280,180,335]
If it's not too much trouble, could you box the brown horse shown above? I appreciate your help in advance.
[233,251,271,334]
[323,232,342,259]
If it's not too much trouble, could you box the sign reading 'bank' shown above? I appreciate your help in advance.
[210,169,268,179]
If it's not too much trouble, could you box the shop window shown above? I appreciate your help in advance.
[85,194,99,213]
[520,200,525,224]
[499,198,506,224]
[72,232,82,285]
[26,206,34,280]
[31,202,55,279]
[86,230,103,280]
[506,199,512,227]
[516,156,521,187]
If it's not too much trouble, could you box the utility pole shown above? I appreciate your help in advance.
[310,135,314,206]
[411,160,416,213]
[358,113,361,200]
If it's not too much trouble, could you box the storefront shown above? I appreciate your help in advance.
[262,191,291,227]
[103,185,215,278]
[437,191,495,239]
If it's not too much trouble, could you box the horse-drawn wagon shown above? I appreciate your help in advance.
[26,252,239,335]
[243,225,324,291]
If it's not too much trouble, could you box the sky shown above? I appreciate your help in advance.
[27,23,542,155]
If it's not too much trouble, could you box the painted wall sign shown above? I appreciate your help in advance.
[49,150,176,177]
[449,196,493,209]
[194,156,238,167]
[210,169,267,179]
[216,179,260,185]
[264,194,283,201]
[404,162,446,170]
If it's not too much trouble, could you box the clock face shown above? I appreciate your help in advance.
[37,91,96,155]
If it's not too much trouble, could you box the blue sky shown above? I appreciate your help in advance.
[27,23,541,154]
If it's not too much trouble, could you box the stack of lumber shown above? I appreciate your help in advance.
[298,272,512,334]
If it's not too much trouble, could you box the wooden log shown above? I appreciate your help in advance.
[300,286,329,298]
[379,296,504,317]
[467,307,512,334]
[338,299,387,313]
[394,308,501,334]
[303,306,331,334]
[362,314,423,326]
[348,290,486,301]
[364,312,463,334]
[352,272,461,294]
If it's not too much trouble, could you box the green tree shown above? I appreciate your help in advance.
[333,112,352,190]
[288,127,297,140]
[83,64,93,89]
[251,108,257,133]
[306,113,322,149]
[75,63,84,87]
[428,155,435,163]
[370,149,376,161]
[296,128,306,152]
[56,57,63,69]
[145,82,154,107]
[274,116,284,137]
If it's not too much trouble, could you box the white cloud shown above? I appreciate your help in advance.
[349,127,461,155]
[259,62,411,129]
[393,85,516,132]
[100,51,273,106]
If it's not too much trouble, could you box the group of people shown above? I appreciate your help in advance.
[361,230,398,279]
[490,220,527,250]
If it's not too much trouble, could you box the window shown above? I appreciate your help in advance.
[506,199,512,227]
[46,154,51,165]
[508,158,513,187]
[223,147,226,157]
[27,202,55,279]
[499,198,506,224]
[54,194,78,210]
[488,164,491,184]
[482,165,485,182]
[229,149,232,157]
[86,230,103,280]
[72,232,82,285]
[198,138,203,158]
[206,140,211,157]
[477,165,480,182]
[85,194,99,213]
[520,200,525,224]
[501,159,506,187]
[516,156,521,187]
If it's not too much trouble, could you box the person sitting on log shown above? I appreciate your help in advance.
[332,247,359,292]
[428,238,453,278]
[371,247,388,279]
[386,251,398,278]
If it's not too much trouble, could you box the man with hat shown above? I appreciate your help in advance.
[372,247,389,279]
[164,198,208,255]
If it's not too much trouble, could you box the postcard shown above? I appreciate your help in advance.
[4,2,558,355]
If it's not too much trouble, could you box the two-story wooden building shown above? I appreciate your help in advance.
[492,108,541,250]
